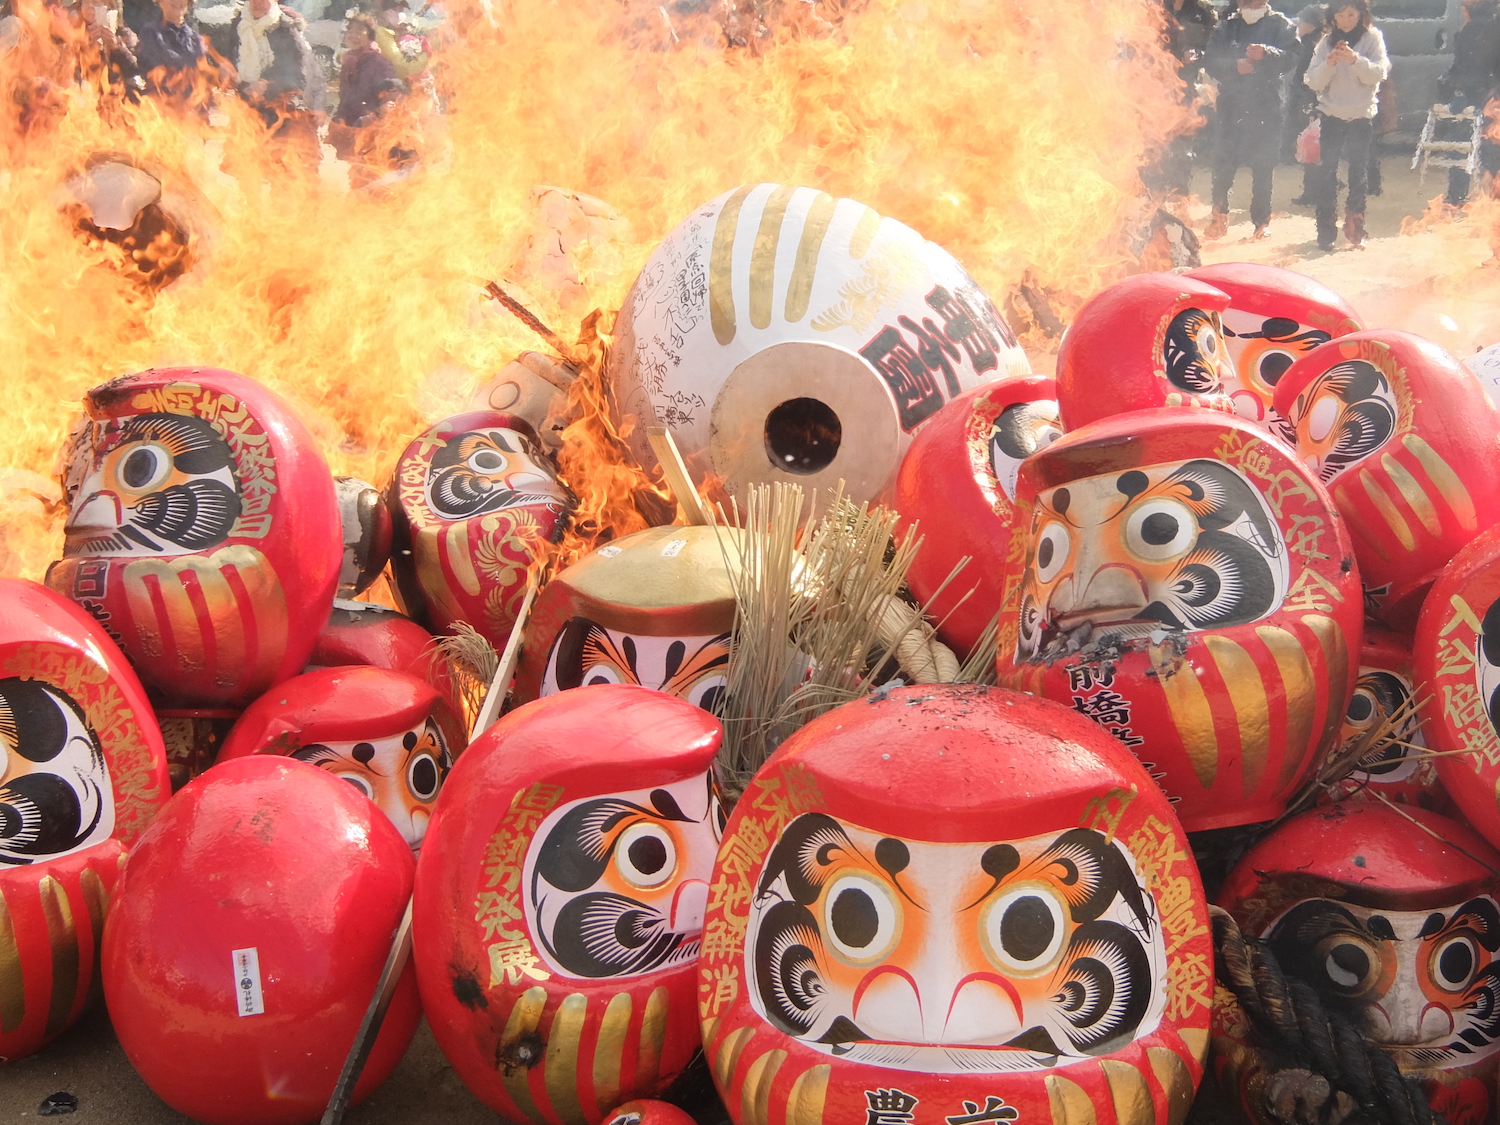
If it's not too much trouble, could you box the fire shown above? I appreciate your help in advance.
[0,0,1194,585]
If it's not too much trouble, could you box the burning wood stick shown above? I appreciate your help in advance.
[646,425,708,526]
[481,280,584,367]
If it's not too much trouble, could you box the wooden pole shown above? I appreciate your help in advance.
[646,425,708,526]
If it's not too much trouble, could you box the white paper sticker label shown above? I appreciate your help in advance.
[598,545,623,558]
[232,947,265,1017]
[660,539,687,558]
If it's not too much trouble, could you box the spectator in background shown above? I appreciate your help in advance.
[122,0,157,34]
[1288,3,1325,206]
[333,12,393,127]
[228,0,325,161]
[374,0,429,81]
[1440,0,1500,207]
[1159,0,1218,196]
[134,0,204,95]
[1305,0,1390,250]
[1204,0,1298,240]
[1366,76,1397,194]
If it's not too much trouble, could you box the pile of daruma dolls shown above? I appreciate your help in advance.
[7,183,1500,1125]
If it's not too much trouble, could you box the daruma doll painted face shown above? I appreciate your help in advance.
[1055,273,1235,434]
[994,410,1363,832]
[0,578,170,1063]
[1217,804,1500,1125]
[46,368,342,708]
[700,685,1211,1125]
[412,685,725,1122]
[387,411,570,651]
[1186,262,1362,441]
[891,376,1062,659]
[1273,330,1500,631]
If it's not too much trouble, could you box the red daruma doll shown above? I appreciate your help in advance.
[413,685,725,1122]
[1274,330,1500,631]
[700,685,1212,1125]
[45,368,342,708]
[995,410,1362,831]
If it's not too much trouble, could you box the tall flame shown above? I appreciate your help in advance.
[0,0,1193,581]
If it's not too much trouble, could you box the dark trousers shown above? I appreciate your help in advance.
[1316,115,1373,239]
[1211,118,1279,227]
[1444,99,1500,205]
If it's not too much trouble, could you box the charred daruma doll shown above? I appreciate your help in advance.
[1412,522,1500,846]
[994,411,1362,832]
[102,757,419,1124]
[700,684,1212,1125]
[0,579,170,1062]
[413,685,725,1122]
[45,368,342,708]
[1054,273,1235,433]
[611,184,1029,511]
[512,526,737,713]
[388,410,570,651]
[215,666,467,852]
[891,376,1062,659]
[1273,330,1500,632]
[1186,263,1363,440]
[1216,804,1500,1125]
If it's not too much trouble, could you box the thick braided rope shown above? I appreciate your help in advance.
[1210,907,1442,1125]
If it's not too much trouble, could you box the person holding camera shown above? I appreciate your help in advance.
[1304,0,1390,250]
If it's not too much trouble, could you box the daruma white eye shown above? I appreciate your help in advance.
[1035,521,1071,584]
[1306,394,1340,443]
[615,822,677,889]
[118,443,171,492]
[467,448,506,474]
[1124,499,1196,561]
[683,673,727,716]
[983,884,1067,974]
[336,773,374,801]
[1431,935,1480,992]
[822,873,899,964]
[1315,933,1381,994]
[406,753,440,801]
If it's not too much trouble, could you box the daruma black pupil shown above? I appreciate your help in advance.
[1347,694,1374,722]
[1331,943,1369,982]
[1037,539,1054,569]
[1001,895,1055,962]
[123,447,159,488]
[1261,353,1295,384]
[831,888,879,949]
[629,835,667,875]
[1141,512,1180,546]
[1441,941,1474,985]
[410,757,437,797]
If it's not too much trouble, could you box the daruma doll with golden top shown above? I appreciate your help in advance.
[699,684,1211,1125]
[1273,330,1500,632]
[388,410,570,651]
[1,578,170,1062]
[45,368,341,708]
[413,685,725,1122]
[512,525,736,714]
[994,411,1362,832]
[1054,274,1235,434]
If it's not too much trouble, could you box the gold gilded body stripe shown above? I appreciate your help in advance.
[1405,434,1477,530]
[79,868,110,951]
[39,876,78,1037]
[1381,454,1441,537]
[0,890,23,1034]
[710,186,756,346]
[499,986,549,1123]
[1204,637,1270,795]
[784,193,836,324]
[712,1026,755,1089]
[848,206,883,259]
[1333,482,1389,561]
[592,993,632,1116]
[1159,664,1218,788]
[750,186,797,331]
[785,1064,829,1125]
[1360,471,1416,551]
[543,993,589,1125]
[636,986,669,1088]
[1148,1047,1196,1125]
[1101,1060,1155,1125]
[1305,615,1351,760]
[1257,626,1317,791]
[739,1049,786,1125]
[443,521,482,596]
[1180,1027,1209,1062]
[1046,1074,1098,1125]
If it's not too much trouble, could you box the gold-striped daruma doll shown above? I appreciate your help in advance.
[45,368,342,709]
[1273,330,1500,632]
[993,410,1364,833]
[699,685,1213,1125]
[610,185,1029,512]
[412,685,725,1123]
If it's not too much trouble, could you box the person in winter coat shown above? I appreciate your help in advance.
[1288,3,1327,205]
[1158,0,1218,195]
[1304,0,1390,251]
[1440,0,1500,206]
[134,0,204,98]
[229,0,325,117]
[1203,0,1298,241]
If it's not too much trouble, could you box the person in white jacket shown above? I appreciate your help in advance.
[1304,0,1390,250]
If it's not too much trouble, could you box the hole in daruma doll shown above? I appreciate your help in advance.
[764,398,842,475]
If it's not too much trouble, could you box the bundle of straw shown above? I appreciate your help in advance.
[433,622,499,732]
